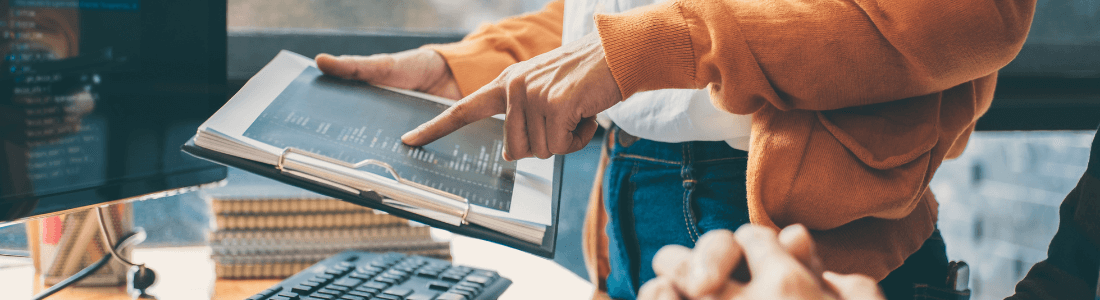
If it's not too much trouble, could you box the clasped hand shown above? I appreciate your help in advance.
[640,224,885,300]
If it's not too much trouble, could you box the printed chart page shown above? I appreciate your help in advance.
[203,51,553,226]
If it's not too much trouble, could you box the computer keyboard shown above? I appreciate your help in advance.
[247,251,511,300]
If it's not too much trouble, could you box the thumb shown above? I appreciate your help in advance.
[315,53,395,83]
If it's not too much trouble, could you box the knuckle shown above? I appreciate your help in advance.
[446,103,476,123]
[507,142,528,159]
[736,225,778,245]
[772,272,817,295]
[698,229,737,249]
[638,278,676,300]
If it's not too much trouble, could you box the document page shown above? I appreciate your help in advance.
[202,51,553,226]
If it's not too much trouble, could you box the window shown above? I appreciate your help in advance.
[228,0,555,33]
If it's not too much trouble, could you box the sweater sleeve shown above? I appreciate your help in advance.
[593,0,1035,113]
[426,0,565,97]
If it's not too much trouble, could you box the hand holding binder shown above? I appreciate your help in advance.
[183,51,563,258]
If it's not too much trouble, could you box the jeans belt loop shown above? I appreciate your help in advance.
[617,129,639,148]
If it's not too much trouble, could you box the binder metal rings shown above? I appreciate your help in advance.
[275,147,472,225]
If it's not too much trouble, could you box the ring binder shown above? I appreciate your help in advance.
[275,147,472,225]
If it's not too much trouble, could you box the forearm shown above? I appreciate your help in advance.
[427,0,565,96]
[595,0,1035,113]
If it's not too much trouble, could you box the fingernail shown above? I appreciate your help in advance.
[400,131,415,144]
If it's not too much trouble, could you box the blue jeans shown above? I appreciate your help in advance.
[604,127,751,299]
[602,126,951,300]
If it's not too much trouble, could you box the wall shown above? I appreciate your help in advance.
[931,130,1095,300]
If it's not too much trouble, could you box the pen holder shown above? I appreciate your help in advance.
[26,204,134,287]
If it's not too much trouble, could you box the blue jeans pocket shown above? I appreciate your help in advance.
[688,159,751,234]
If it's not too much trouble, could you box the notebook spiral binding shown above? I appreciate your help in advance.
[274,147,472,225]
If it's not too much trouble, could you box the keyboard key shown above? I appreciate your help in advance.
[450,289,474,298]
[301,281,322,288]
[374,294,400,300]
[375,277,399,285]
[292,284,314,294]
[382,287,413,298]
[454,285,479,295]
[333,278,364,288]
[309,292,335,300]
[427,281,452,291]
[460,279,483,288]
[270,296,292,300]
[347,290,375,298]
[435,292,468,300]
[354,286,381,294]
[317,274,336,280]
[415,270,439,278]
[387,269,409,277]
[362,281,390,291]
[471,270,497,278]
[340,296,366,300]
[405,292,438,300]
[329,285,351,292]
[358,266,385,274]
[317,288,343,296]
[440,274,464,282]
[325,269,345,276]
[349,272,374,280]
[279,291,303,299]
[464,275,491,285]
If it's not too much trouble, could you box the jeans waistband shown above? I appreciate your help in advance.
[610,126,748,165]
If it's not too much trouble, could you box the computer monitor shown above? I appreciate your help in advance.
[0,0,228,225]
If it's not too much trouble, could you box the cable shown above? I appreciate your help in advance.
[31,229,144,300]
[32,254,110,300]
[95,206,141,268]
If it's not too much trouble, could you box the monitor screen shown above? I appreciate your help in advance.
[0,0,228,224]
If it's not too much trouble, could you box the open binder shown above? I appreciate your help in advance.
[183,137,563,258]
[182,50,562,258]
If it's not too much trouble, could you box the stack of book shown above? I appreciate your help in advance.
[205,174,451,279]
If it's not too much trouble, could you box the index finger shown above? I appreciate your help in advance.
[679,230,743,298]
[733,225,807,277]
[401,85,505,146]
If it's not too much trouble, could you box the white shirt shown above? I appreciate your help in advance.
[562,0,752,150]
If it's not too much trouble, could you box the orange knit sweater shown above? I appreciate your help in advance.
[429,0,1036,290]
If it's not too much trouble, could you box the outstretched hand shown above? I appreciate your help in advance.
[640,224,885,300]
[400,32,622,160]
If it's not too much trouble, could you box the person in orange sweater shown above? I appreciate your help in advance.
[314,0,1036,299]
